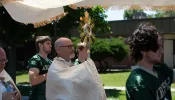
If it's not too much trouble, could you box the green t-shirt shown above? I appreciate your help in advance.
[126,63,173,100]
[28,54,52,100]
[74,59,81,65]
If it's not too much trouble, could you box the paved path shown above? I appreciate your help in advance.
[104,86,175,91]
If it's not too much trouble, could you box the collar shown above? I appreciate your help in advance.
[55,57,73,67]
[132,65,158,78]
[0,70,4,77]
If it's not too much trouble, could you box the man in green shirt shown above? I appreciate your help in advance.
[28,36,52,100]
[126,22,175,100]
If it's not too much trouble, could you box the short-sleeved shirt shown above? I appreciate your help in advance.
[28,54,52,100]
[126,63,173,100]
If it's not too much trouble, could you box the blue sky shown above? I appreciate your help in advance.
[105,8,156,21]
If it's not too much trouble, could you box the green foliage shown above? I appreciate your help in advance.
[151,10,175,18]
[90,6,112,35]
[91,38,111,61]
[71,37,128,62]
[91,37,129,62]
[0,5,111,45]
[109,37,129,61]
[123,9,144,20]
[71,37,80,48]
[57,6,111,37]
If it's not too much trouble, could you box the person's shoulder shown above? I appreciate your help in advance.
[126,69,144,83]
[28,54,41,61]
[28,54,41,68]
[126,69,145,90]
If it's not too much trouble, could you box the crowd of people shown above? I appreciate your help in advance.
[0,22,175,100]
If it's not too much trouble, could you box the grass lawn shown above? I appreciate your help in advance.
[99,71,130,87]
[99,71,175,88]
[16,71,29,84]
[16,71,175,87]
[16,71,175,99]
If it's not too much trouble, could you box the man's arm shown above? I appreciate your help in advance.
[29,68,47,86]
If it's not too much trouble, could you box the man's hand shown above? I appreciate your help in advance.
[14,90,21,100]
[2,91,16,100]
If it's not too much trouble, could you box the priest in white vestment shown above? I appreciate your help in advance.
[46,37,106,100]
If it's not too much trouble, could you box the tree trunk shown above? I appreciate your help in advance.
[6,45,16,83]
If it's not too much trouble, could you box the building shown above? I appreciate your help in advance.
[108,17,175,68]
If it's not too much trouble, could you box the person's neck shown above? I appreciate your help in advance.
[137,60,153,71]
[38,52,48,59]
[78,56,85,63]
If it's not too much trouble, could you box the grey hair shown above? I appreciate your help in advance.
[54,40,63,51]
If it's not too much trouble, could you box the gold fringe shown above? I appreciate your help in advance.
[111,5,175,11]
[69,4,109,10]
[152,5,175,11]
[70,4,175,11]
[32,4,175,28]
[30,13,66,28]
[0,0,23,4]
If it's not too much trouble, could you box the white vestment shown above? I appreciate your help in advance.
[0,70,21,100]
[46,57,106,100]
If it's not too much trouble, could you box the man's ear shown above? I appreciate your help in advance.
[38,43,43,48]
[57,47,62,53]
[141,51,145,56]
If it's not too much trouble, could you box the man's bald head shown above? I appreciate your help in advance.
[54,37,71,50]
[54,37,75,61]
[0,47,6,58]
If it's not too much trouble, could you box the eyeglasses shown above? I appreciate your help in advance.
[0,59,8,64]
[59,45,74,49]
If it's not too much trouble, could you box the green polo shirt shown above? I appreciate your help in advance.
[28,54,52,100]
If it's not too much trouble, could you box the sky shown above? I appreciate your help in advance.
[105,8,157,21]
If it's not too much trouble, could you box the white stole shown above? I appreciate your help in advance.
[0,70,21,100]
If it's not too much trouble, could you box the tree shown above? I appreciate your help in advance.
[149,10,175,18]
[123,9,145,20]
[71,37,129,72]
[0,5,112,78]
[91,37,129,72]
[109,37,129,61]
[0,7,35,44]
[0,6,35,82]
[56,6,111,38]
[91,38,111,71]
